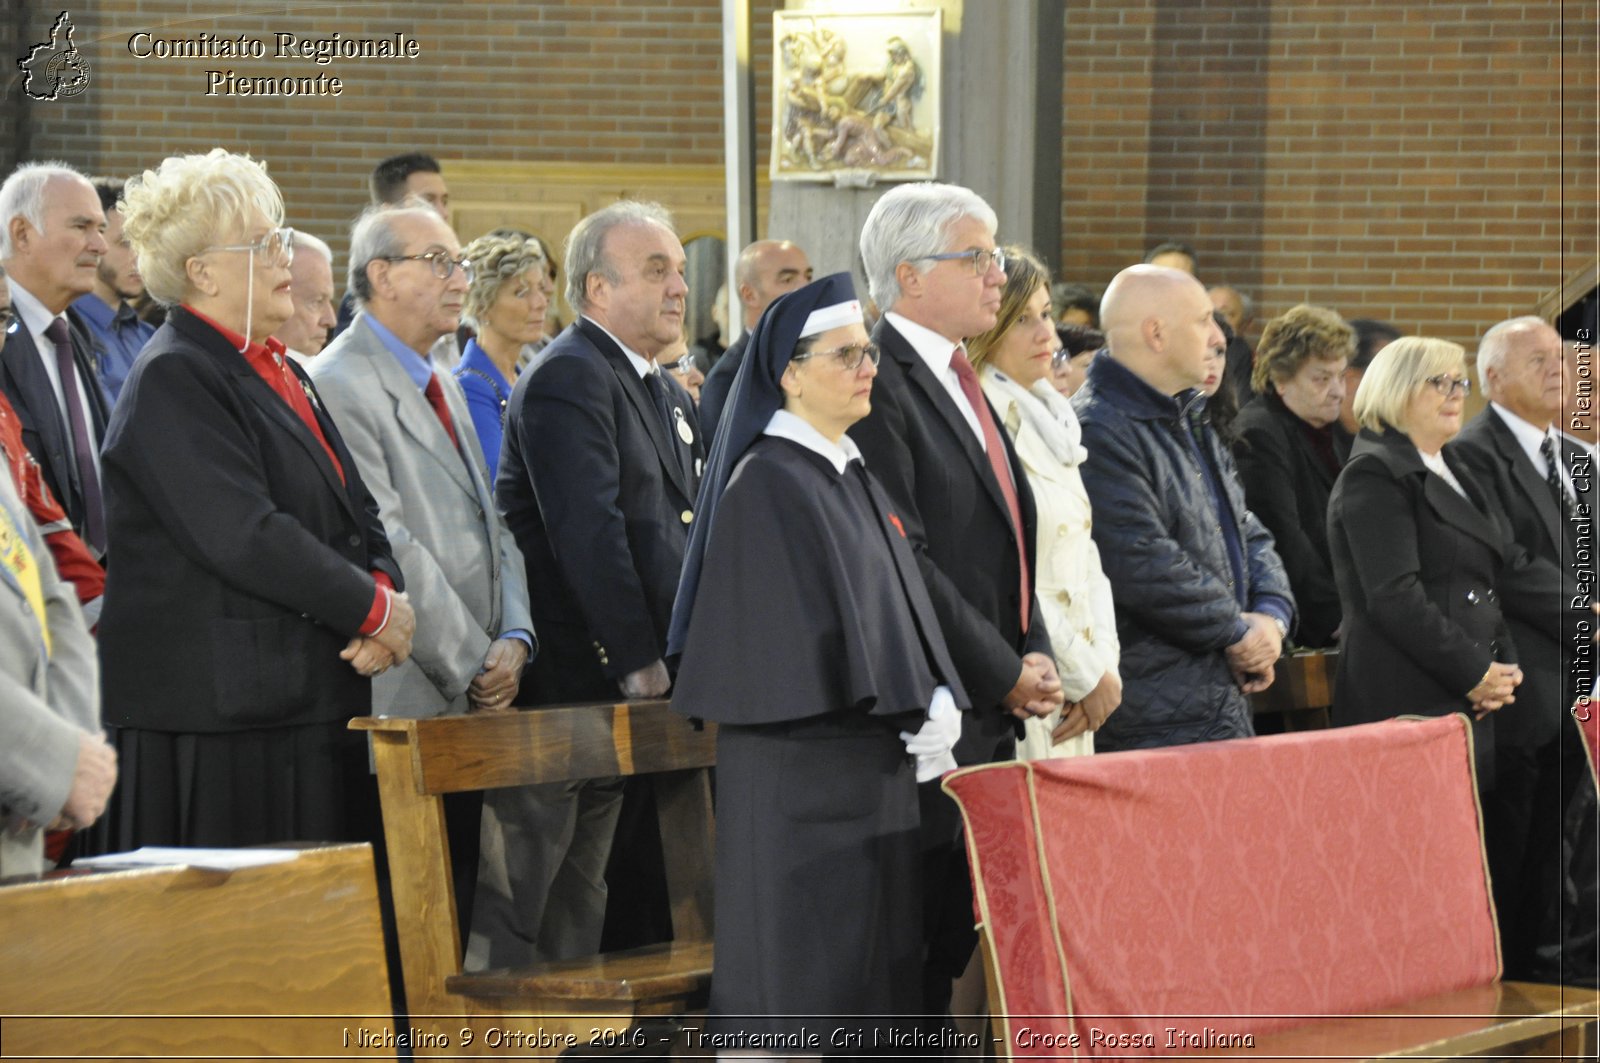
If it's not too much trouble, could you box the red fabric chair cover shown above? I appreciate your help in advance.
[1575,697,1600,790]
[943,715,1501,1057]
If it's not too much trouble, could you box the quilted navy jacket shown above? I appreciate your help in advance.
[1071,351,1295,750]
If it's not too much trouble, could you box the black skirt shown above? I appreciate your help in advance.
[708,714,922,1054]
[100,721,378,851]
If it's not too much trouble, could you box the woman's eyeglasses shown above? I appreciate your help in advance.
[792,342,881,371]
[1424,374,1471,398]
[202,226,295,264]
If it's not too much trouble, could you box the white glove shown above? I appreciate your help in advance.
[900,686,961,782]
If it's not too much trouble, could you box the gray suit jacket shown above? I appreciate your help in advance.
[310,314,532,719]
[0,466,98,835]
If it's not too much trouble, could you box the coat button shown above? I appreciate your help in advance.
[348,534,361,547]
[1057,590,1071,605]
[680,509,693,524]
[1057,523,1069,538]
[1467,590,1482,605]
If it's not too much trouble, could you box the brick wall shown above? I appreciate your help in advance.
[1062,0,1598,346]
[6,0,1592,348]
[12,0,780,256]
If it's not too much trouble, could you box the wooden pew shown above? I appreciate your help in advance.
[1250,648,1336,731]
[0,843,397,1059]
[350,700,715,1056]
[946,715,1599,1060]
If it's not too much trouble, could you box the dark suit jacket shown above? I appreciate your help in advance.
[850,318,1049,763]
[497,318,703,703]
[1232,393,1345,647]
[1450,407,1593,750]
[1327,425,1516,778]
[696,330,749,447]
[0,307,110,543]
[98,308,402,732]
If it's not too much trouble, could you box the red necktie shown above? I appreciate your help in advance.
[423,372,459,449]
[43,318,106,554]
[950,347,1030,633]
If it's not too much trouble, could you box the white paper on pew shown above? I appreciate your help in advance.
[73,847,303,871]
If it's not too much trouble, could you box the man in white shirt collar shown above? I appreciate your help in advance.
[850,181,1063,1026]
[0,162,112,554]
[1452,313,1594,984]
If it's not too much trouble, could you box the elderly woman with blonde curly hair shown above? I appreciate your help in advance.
[454,231,551,482]
[98,149,413,849]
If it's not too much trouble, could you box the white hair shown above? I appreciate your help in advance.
[292,229,333,264]
[1476,315,1552,395]
[858,182,997,311]
[0,161,89,259]
[346,204,440,308]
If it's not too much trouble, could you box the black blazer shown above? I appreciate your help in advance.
[497,318,703,703]
[1450,408,1594,749]
[850,318,1050,762]
[1231,393,1346,647]
[0,306,110,542]
[98,308,402,732]
[1326,425,1516,776]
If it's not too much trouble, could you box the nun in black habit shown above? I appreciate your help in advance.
[668,274,968,1051]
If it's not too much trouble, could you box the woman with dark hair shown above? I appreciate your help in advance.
[101,149,412,848]
[1232,304,1356,648]
[968,248,1120,758]
[667,273,966,1046]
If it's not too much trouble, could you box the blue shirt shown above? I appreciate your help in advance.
[359,314,532,655]
[72,294,154,405]
[453,339,512,484]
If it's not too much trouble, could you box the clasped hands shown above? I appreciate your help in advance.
[1226,611,1283,695]
[339,591,416,678]
[1466,661,1522,719]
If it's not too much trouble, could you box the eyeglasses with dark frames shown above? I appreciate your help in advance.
[382,250,473,281]
[202,226,295,264]
[793,342,881,372]
[1424,374,1472,398]
[910,247,1007,276]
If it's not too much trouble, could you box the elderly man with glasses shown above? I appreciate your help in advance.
[850,182,1064,1029]
[310,201,533,950]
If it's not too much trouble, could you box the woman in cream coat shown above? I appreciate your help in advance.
[969,248,1120,757]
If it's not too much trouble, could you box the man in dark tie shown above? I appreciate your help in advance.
[1451,315,1595,983]
[494,200,702,964]
[0,163,111,557]
[850,182,1064,1026]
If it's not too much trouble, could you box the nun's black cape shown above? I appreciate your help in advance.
[667,275,968,1046]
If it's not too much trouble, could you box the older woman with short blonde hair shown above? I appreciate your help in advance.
[100,149,411,850]
[1326,336,1522,780]
[454,232,550,481]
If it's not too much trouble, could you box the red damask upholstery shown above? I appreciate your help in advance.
[1576,698,1600,788]
[944,715,1501,1057]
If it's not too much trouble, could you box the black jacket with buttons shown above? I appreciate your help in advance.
[1072,352,1294,751]
[1326,425,1517,781]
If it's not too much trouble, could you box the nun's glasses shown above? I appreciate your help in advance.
[792,342,881,372]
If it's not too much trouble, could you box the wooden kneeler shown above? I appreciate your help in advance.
[352,701,715,1056]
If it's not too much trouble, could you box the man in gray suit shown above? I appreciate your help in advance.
[0,463,114,876]
[309,202,533,942]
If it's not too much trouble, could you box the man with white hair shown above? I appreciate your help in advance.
[310,202,533,947]
[0,162,111,556]
[1450,315,1594,982]
[850,182,1063,1023]
[277,230,337,361]
[1072,264,1293,750]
